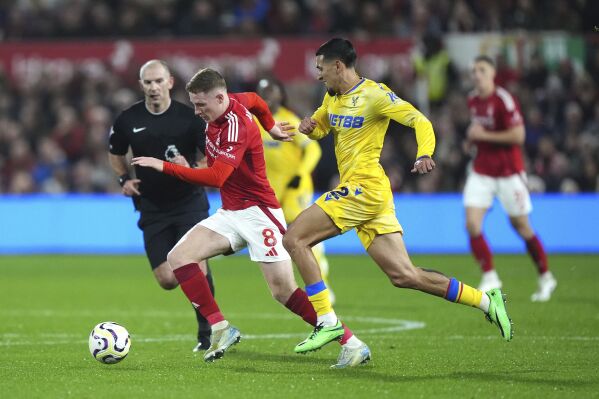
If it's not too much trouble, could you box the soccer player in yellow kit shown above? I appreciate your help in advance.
[255,78,335,302]
[282,38,514,366]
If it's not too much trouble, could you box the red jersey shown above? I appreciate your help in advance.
[468,86,525,177]
[204,93,279,210]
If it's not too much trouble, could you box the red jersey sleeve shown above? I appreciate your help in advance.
[496,88,523,129]
[230,92,276,131]
[163,159,234,188]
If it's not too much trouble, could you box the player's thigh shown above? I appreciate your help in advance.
[367,232,415,279]
[497,173,532,217]
[283,203,341,248]
[463,171,496,209]
[169,222,233,265]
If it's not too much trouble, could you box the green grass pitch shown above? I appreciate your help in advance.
[1,254,598,398]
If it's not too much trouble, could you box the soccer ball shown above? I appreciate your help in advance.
[88,322,131,364]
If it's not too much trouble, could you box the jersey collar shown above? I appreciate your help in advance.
[342,78,365,96]
[145,99,172,115]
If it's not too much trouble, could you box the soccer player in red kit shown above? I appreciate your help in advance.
[464,55,557,302]
[132,68,367,367]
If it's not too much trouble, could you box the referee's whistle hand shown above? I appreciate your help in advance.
[122,179,141,196]
[131,156,164,172]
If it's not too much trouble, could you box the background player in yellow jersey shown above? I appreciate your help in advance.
[282,38,514,364]
[255,78,335,303]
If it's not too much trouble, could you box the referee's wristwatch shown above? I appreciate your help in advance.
[118,173,131,187]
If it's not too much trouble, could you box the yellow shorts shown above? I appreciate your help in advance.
[315,181,403,249]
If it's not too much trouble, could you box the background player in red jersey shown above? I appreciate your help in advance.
[464,55,557,302]
[132,68,367,367]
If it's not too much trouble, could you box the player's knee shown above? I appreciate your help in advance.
[465,220,481,237]
[269,282,294,304]
[282,232,299,252]
[157,276,178,290]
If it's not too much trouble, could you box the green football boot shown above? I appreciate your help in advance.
[485,288,513,342]
[294,321,344,353]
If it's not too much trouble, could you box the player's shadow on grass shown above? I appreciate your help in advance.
[223,349,334,369]
[216,354,599,388]
[443,370,597,388]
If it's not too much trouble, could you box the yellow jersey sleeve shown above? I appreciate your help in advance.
[374,84,436,159]
[307,94,332,140]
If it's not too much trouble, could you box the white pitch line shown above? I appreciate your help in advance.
[0,315,425,347]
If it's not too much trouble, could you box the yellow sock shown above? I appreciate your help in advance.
[445,278,483,308]
[307,289,333,316]
[458,283,483,308]
[306,281,333,317]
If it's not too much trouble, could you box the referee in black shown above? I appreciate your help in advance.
[108,59,213,352]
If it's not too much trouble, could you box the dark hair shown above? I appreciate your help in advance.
[316,38,357,67]
[185,68,227,93]
[474,55,495,68]
[256,77,288,107]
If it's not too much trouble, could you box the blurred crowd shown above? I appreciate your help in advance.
[1,0,597,39]
[0,0,598,195]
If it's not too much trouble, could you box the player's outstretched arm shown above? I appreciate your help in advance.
[131,156,164,171]
[269,121,295,142]
[132,157,234,188]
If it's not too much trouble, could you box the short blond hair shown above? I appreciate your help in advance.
[185,68,227,93]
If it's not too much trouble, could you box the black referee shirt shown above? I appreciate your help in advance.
[109,100,209,212]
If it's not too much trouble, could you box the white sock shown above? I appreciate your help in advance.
[316,311,338,327]
[478,292,490,312]
[211,320,228,331]
[342,335,363,349]
[482,270,500,279]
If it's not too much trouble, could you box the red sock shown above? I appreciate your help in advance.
[525,235,549,274]
[173,263,224,325]
[339,323,353,345]
[284,288,317,325]
[470,234,494,272]
[284,288,354,345]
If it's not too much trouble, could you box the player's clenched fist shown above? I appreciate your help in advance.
[131,156,164,172]
[298,117,317,135]
[410,156,436,174]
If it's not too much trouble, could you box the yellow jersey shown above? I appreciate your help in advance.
[308,78,436,191]
[258,106,321,200]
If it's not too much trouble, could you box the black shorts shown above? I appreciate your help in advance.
[138,202,209,270]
